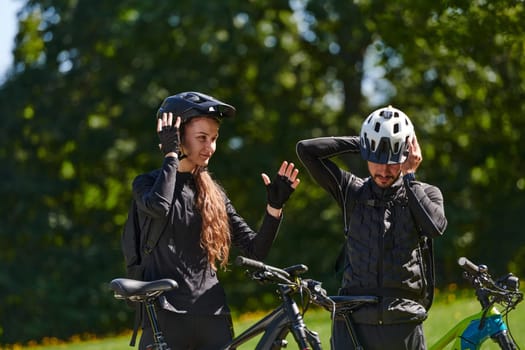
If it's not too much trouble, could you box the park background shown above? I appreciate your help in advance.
[0,0,524,346]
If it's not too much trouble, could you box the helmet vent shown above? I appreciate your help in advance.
[393,142,400,153]
[393,123,399,134]
[374,122,381,132]
[186,92,201,102]
[380,109,394,119]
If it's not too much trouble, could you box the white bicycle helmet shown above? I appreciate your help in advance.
[359,105,414,164]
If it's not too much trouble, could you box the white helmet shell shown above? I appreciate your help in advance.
[359,105,414,164]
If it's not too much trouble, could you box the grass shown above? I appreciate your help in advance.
[8,293,524,349]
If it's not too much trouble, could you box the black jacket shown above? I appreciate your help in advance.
[296,136,447,324]
[132,156,281,315]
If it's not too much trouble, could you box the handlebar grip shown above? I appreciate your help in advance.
[458,257,480,274]
[235,256,290,278]
[236,256,266,269]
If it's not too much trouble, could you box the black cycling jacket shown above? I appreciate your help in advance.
[132,156,281,315]
[296,136,447,324]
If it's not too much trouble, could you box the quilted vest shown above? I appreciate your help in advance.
[342,178,427,302]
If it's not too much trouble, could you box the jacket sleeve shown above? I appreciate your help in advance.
[296,136,361,205]
[227,199,282,261]
[404,179,448,238]
[132,156,179,218]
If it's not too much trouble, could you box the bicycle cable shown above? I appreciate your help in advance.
[502,302,521,350]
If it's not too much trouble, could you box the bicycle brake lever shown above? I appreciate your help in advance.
[251,270,287,285]
[251,270,269,281]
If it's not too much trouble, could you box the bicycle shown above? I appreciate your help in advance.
[109,257,329,349]
[429,256,523,350]
[318,256,523,350]
[109,256,377,349]
[222,256,376,349]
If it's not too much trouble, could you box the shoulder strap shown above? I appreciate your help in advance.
[404,180,436,310]
[136,200,170,257]
[129,304,142,346]
[142,217,163,256]
[128,204,168,347]
[335,180,365,273]
[419,235,435,310]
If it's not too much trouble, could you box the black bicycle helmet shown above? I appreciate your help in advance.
[156,91,236,122]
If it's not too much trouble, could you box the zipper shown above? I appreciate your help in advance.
[378,193,386,325]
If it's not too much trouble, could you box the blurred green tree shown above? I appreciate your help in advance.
[0,0,523,344]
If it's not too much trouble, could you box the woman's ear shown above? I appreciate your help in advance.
[178,132,185,156]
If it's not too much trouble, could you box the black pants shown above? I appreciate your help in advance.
[139,310,234,350]
[332,318,426,350]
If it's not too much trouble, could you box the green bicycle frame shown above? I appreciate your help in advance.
[430,306,506,350]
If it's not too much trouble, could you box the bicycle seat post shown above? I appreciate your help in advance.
[109,278,178,350]
[144,298,170,350]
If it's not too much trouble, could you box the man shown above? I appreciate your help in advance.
[296,105,447,349]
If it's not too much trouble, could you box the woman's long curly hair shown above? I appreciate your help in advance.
[179,116,231,270]
[194,168,231,270]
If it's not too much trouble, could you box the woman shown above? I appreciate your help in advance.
[134,91,300,349]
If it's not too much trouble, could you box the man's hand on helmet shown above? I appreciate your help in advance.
[401,134,422,175]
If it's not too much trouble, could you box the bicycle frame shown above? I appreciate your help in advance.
[233,293,380,350]
[222,283,321,349]
[429,306,510,350]
[222,277,322,349]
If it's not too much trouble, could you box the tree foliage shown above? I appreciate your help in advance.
[1,0,524,344]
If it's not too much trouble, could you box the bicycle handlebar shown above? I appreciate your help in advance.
[235,256,291,279]
[457,256,523,310]
[457,257,523,349]
[235,256,332,308]
[458,256,480,274]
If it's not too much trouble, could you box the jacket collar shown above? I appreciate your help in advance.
[369,175,403,198]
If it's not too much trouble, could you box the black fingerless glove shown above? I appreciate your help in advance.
[157,125,180,155]
[266,175,295,209]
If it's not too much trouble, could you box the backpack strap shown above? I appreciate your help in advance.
[335,179,364,273]
[405,180,436,310]
[129,205,168,346]
[129,304,142,346]
[419,235,435,310]
[142,219,164,256]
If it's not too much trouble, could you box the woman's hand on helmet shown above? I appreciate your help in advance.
[261,161,300,214]
[401,134,422,175]
[157,112,182,157]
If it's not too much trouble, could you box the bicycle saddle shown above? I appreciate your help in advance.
[109,278,178,299]
[330,295,378,312]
